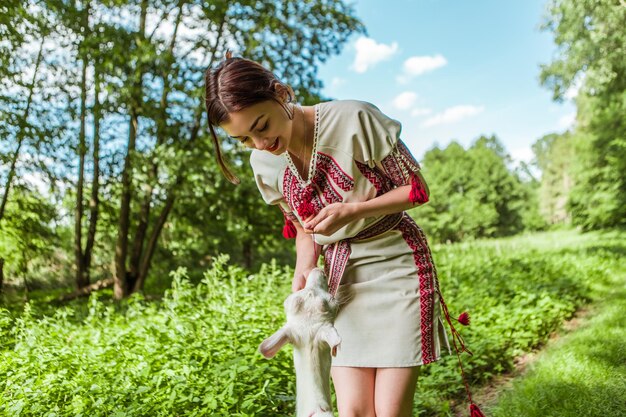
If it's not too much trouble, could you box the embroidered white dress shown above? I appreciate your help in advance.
[250,100,450,367]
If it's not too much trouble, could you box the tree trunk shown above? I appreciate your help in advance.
[126,10,226,296]
[75,4,89,289]
[84,60,101,283]
[0,37,45,223]
[132,109,203,293]
[242,240,252,270]
[129,4,183,286]
[133,181,179,293]
[58,278,113,302]
[114,0,148,300]
[0,258,4,295]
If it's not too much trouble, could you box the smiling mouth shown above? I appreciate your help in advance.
[267,138,279,152]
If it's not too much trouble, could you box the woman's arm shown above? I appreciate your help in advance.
[292,220,322,292]
[302,171,429,236]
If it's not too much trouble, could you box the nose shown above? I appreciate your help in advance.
[251,136,272,150]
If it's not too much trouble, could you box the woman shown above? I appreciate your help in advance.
[205,54,479,417]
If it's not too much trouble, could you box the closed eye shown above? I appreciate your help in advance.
[258,121,269,132]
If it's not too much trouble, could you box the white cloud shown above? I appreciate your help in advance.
[392,92,417,110]
[352,37,398,73]
[410,107,432,117]
[397,54,447,83]
[422,105,484,127]
[557,111,576,131]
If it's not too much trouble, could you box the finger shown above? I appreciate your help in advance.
[312,214,337,235]
[304,210,328,230]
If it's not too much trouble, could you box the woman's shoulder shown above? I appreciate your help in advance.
[317,99,387,132]
[318,99,380,116]
[317,99,399,135]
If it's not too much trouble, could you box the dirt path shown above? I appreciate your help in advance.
[452,305,595,416]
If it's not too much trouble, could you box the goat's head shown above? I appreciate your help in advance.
[259,268,341,359]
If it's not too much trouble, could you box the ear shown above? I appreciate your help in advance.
[273,82,294,104]
[259,326,291,359]
[318,325,341,357]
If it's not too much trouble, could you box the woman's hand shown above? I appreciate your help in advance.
[302,202,359,236]
[292,267,314,292]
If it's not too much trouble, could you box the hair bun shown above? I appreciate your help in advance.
[225,50,233,60]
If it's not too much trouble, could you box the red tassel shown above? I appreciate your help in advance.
[282,218,297,239]
[458,311,471,326]
[409,173,429,204]
[470,403,486,417]
[296,185,318,218]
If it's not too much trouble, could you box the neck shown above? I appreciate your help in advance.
[287,105,310,164]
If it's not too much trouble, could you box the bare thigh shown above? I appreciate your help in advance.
[331,367,376,417]
[374,367,420,417]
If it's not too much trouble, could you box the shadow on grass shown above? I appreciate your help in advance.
[489,279,626,417]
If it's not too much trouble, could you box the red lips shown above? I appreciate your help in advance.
[267,138,279,152]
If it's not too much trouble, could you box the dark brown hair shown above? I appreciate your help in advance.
[204,54,294,184]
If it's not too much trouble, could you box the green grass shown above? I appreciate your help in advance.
[486,235,626,417]
[0,229,624,416]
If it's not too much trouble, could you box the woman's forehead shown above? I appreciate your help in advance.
[220,101,276,136]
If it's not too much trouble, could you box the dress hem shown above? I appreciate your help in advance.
[330,355,442,368]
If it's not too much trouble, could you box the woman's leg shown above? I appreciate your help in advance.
[374,367,420,417]
[331,366,376,417]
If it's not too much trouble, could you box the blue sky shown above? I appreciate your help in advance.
[316,0,577,164]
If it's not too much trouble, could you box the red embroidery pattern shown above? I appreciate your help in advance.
[397,213,438,365]
[355,160,394,197]
[355,212,403,240]
[282,153,355,217]
[323,241,351,296]
[279,206,298,222]
[397,140,421,172]
[381,152,407,185]
[380,139,422,187]
[313,171,342,204]
[283,167,325,218]
[317,152,354,191]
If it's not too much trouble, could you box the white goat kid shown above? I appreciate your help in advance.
[259,268,341,417]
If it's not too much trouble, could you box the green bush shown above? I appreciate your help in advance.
[1,230,623,416]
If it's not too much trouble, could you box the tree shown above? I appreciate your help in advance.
[416,135,531,242]
[77,0,364,298]
[532,132,575,224]
[540,0,626,229]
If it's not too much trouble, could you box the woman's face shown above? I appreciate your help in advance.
[220,100,293,155]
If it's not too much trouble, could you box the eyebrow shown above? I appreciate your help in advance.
[228,114,265,139]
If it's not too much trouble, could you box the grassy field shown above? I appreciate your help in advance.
[485,232,626,417]
[0,228,624,416]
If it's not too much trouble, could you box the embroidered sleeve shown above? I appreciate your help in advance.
[355,102,428,204]
[250,151,299,238]
[378,140,428,204]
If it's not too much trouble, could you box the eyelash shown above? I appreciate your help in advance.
[237,121,269,144]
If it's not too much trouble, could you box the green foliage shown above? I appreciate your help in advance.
[1,230,623,416]
[1,256,297,416]
[0,187,60,289]
[489,256,626,417]
[415,135,542,243]
[532,131,575,225]
[540,0,626,229]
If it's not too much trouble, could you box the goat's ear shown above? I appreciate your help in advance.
[259,326,291,359]
[318,325,341,357]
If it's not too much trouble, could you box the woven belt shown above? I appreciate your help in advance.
[323,212,404,296]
